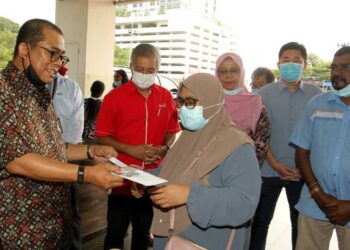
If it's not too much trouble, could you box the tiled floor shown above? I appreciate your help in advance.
[83,189,338,250]
[266,190,338,250]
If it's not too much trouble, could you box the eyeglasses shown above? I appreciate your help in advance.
[328,63,350,73]
[217,68,240,77]
[175,96,199,109]
[39,45,70,65]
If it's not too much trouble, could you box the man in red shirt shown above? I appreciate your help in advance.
[95,43,180,250]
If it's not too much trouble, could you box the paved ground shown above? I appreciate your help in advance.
[83,189,338,250]
[266,190,338,250]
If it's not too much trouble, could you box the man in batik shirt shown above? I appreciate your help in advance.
[0,19,124,249]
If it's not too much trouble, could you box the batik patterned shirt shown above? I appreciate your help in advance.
[0,62,72,249]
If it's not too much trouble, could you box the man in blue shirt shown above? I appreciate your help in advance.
[249,42,322,250]
[47,69,84,250]
[48,70,84,144]
[290,46,350,250]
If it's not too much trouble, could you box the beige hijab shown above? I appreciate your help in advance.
[152,73,253,236]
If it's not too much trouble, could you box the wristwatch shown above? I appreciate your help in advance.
[77,165,85,184]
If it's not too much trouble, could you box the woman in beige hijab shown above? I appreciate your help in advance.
[149,73,261,250]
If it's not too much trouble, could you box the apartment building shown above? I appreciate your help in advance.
[115,0,237,81]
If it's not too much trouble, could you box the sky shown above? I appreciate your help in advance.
[216,0,350,77]
[1,0,349,79]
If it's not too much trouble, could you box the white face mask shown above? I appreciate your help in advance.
[223,87,242,96]
[132,71,156,89]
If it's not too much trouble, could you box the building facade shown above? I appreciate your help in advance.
[115,0,237,81]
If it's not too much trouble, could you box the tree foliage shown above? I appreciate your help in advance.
[114,44,130,67]
[0,17,19,70]
[0,16,19,33]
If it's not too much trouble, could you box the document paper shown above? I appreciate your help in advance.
[109,157,168,187]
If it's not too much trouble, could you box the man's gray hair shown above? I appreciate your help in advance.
[131,43,160,70]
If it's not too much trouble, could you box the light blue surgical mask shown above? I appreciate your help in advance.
[179,102,224,131]
[223,87,242,96]
[251,88,259,93]
[332,84,350,97]
[112,80,122,88]
[279,62,303,83]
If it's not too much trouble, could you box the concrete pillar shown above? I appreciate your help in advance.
[56,0,116,96]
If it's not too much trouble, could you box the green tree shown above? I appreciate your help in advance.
[0,17,19,70]
[0,16,19,33]
[114,44,130,67]
[116,7,128,17]
[304,53,331,81]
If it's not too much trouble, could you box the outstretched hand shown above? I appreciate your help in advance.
[85,163,124,190]
[89,145,118,162]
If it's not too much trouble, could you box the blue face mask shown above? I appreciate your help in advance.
[223,87,242,96]
[332,84,350,97]
[251,88,259,93]
[279,62,303,83]
[179,106,208,131]
[179,102,224,131]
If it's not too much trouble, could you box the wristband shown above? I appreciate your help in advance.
[309,187,320,197]
[308,181,319,189]
[77,165,85,184]
[87,144,93,160]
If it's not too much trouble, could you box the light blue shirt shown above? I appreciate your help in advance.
[47,75,84,144]
[258,80,322,177]
[289,91,350,227]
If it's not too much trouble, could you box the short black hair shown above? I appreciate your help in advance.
[251,67,275,83]
[278,42,307,61]
[13,18,63,57]
[334,46,350,57]
[90,80,105,98]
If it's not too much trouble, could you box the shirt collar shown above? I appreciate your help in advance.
[277,79,305,93]
[327,90,349,107]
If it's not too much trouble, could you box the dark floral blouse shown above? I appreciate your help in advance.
[248,106,271,167]
[0,63,72,249]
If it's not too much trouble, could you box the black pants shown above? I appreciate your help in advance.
[104,194,153,250]
[249,177,303,250]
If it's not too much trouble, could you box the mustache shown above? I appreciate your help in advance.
[331,76,347,84]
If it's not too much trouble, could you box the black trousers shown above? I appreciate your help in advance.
[104,194,153,250]
[249,177,303,250]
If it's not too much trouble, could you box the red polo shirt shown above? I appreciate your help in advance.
[95,81,180,195]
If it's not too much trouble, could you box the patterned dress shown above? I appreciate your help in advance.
[248,106,271,167]
[0,63,72,249]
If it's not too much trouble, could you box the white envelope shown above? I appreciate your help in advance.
[109,157,168,187]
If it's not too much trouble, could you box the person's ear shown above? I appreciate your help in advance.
[303,61,308,71]
[18,43,29,59]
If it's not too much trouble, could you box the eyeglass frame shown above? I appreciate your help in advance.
[217,68,240,77]
[38,45,70,65]
[175,96,199,109]
[328,63,350,73]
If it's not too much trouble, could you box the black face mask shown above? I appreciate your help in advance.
[24,64,48,92]
[22,58,51,110]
